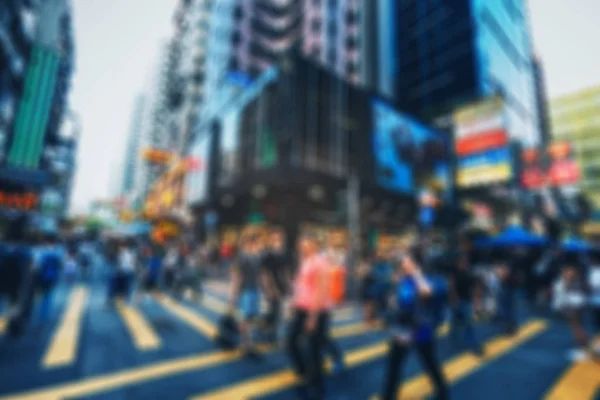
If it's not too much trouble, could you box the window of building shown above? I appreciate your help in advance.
[345,10,358,25]
[345,35,358,50]
[311,19,322,33]
[311,45,322,58]
[328,49,336,65]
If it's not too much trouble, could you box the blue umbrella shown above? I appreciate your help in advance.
[562,237,594,253]
[484,225,548,248]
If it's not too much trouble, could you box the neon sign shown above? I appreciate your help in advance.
[0,192,39,210]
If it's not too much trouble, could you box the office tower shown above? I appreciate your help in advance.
[231,0,302,76]
[361,0,396,98]
[122,95,146,199]
[301,0,362,85]
[550,85,600,212]
[533,56,551,149]
[395,0,540,147]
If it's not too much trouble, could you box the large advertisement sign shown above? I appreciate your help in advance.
[186,134,211,205]
[373,100,449,194]
[453,97,512,188]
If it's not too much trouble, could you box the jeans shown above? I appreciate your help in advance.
[450,300,480,350]
[287,309,329,398]
[382,340,448,400]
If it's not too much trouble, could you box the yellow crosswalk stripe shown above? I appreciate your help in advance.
[202,294,229,314]
[116,302,161,351]
[190,320,546,400]
[394,320,547,399]
[156,295,217,338]
[0,317,6,334]
[0,350,245,400]
[42,286,89,368]
[544,341,600,400]
[0,305,382,400]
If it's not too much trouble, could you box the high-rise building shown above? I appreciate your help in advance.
[300,0,362,85]
[550,85,600,211]
[0,0,76,220]
[232,0,302,76]
[394,0,540,147]
[533,56,551,148]
[121,95,146,198]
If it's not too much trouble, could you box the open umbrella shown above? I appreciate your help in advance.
[479,225,548,248]
[561,237,594,253]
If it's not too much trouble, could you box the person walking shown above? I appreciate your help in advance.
[287,233,332,400]
[261,230,290,343]
[230,235,264,360]
[36,236,64,323]
[322,239,347,373]
[381,248,448,400]
[117,240,137,302]
[449,255,483,356]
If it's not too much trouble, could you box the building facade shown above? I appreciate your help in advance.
[395,0,540,148]
[550,85,600,211]
[0,0,76,221]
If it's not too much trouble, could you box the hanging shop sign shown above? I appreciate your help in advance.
[548,142,572,160]
[143,148,175,164]
[548,159,580,186]
[521,167,546,190]
[0,191,39,210]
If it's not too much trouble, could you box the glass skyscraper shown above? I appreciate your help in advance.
[395,0,540,147]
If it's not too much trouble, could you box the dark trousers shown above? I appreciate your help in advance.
[450,300,480,350]
[265,298,281,328]
[287,309,329,398]
[382,340,448,400]
[499,286,517,333]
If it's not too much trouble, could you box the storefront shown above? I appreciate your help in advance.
[187,53,449,251]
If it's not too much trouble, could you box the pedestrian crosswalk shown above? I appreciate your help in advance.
[42,286,88,368]
[0,281,597,400]
[116,301,162,351]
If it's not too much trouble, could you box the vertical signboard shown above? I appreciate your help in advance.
[9,46,61,168]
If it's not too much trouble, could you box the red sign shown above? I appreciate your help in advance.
[522,149,539,164]
[186,156,203,171]
[548,142,572,160]
[0,192,38,210]
[521,168,546,189]
[456,129,508,156]
[548,160,580,186]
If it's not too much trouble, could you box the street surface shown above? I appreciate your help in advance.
[0,277,599,399]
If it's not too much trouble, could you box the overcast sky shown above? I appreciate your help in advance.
[68,0,600,214]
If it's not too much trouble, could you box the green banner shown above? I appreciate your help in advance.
[8,46,61,168]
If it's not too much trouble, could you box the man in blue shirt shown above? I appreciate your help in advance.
[382,249,449,400]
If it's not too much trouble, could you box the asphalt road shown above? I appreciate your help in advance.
[0,277,598,400]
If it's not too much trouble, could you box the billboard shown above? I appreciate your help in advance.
[186,134,211,205]
[372,100,449,194]
[453,97,512,188]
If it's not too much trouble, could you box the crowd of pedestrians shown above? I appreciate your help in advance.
[3,216,600,399]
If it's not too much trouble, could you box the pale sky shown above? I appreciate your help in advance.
[69,0,600,214]
[70,0,177,214]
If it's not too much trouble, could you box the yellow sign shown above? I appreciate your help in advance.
[143,148,174,164]
[457,163,511,187]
